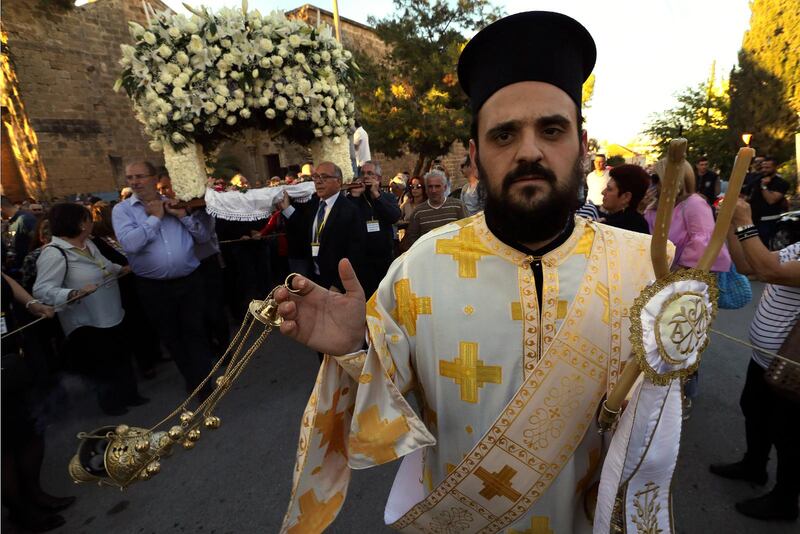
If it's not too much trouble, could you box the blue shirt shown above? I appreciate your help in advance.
[112,195,212,280]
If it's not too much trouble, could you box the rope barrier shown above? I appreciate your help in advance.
[709,327,798,368]
[1,271,130,341]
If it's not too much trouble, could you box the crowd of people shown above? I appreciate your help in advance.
[1,139,797,530]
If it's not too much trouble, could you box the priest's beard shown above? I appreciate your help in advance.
[478,153,583,245]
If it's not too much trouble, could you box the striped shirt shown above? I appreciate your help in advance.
[748,241,800,368]
[576,202,600,221]
[400,198,466,252]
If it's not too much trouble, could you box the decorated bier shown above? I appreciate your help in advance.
[116,2,358,202]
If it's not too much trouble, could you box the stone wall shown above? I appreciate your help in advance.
[2,0,169,198]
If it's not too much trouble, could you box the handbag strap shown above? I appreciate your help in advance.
[777,318,800,361]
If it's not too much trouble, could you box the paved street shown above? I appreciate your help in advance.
[3,281,797,533]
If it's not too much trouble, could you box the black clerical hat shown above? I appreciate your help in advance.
[457,11,596,113]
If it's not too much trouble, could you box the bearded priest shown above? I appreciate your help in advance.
[276,12,671,534]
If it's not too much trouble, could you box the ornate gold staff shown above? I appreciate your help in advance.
[598,141,755,429]
[68,275,301,489]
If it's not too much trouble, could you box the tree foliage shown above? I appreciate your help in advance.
[353,0,503,175]
[643,68,735,176]
[728,0,799,164]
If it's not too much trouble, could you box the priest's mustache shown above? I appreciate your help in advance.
[503,161,557,192]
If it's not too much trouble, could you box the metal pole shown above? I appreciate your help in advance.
[332,0,341,42]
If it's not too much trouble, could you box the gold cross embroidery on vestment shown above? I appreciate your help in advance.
[595,282,610,325]
[314,389,347,459]
[439,341,502,403]
[391,279,431,337]
[348,405,410,464]
[435,226,493,278]
[474,465,522,502]
[508,515,554,534]
[287,489,344,534]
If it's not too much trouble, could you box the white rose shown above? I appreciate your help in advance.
[217,108,228,118]
[172,110,182,121]
[156,113,168,125]
[284,84,296,96]
[149,139,163,151]
[284,118,293,125]
[294,52,306,64]
[258,96,270,106]
[230,71,243,80]
[322,125,332,135]
[288,35,301,48]
[154,82,166,94]
[239,108,251,119]
[167,63,181,75]
[259,57,271,68]
[252,69,259,79]
[274,96,288,110]
[203,102,218,113]
[286,109,295,119]
[259,38,274,53]
[171,132,186,144]
[292,96,303,107]
[159,71,174,85]
[188,35,204,54]
[313,128,322,137]
[320,51,331,62]
[216,85,230,97]
[168,27,181,39]
[233,88,245,99]
[334,126,344,136]
[312,53,320,64]
[277,45,289,58]
[214,94,226,106]
[183,122,195,132]
[176,51,190,65]
[298,110,308,121]
[226,100,238,111]
[270,55,283,67]
[183,21,198,34]
[332,48,342,59]
[226,115,237,125]
[335,98,345,111]
[265,108,276,119]
[323,96,333,107]
[208,116,220,126]
[143,31,157,45]
[172,87,186,98]
[217,59,230,71]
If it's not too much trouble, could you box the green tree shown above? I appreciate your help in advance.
[643,68,735,176]
[354,0,503,176]
[728,0,799,164]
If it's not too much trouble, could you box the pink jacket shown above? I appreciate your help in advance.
[645,193,731,272]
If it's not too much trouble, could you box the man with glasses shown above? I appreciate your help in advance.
[347,161,402,299]
[399,169,466,252]
[112,161,215,397]
[278,161,365,294]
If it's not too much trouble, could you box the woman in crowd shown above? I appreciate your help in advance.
[2,271,74,532]
[459,155,486,216]
[33,203,145,416]
[397,175,427,240]
[20,217,52,292]
[644,159,731,417]
[91,201,161,379]
[600,164,651,234]
[710,198,799,521]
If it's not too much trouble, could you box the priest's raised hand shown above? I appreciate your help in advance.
[274,259,367,356]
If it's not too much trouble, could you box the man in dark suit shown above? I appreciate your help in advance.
[279,161,366,293]
[347,160,402,300]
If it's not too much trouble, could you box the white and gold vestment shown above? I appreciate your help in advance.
[281,214,666,533]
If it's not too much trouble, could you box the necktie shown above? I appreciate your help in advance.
[315,201,327,241]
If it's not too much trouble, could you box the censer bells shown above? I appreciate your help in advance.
[69,275,301,489]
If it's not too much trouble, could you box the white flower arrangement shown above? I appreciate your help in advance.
[116,2,358,200]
